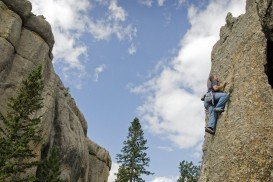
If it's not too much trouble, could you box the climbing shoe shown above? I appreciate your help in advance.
[205,127,215,135]
[214,108,224,112]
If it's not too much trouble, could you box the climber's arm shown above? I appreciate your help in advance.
[213,82,227,91]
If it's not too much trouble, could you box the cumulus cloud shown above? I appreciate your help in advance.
[89,0,136,41]
[152,176,178,182]
[157,146,174,152]
[89,20,137,41]
[178,0,186,6]
[88,0,137,41]
[157,0,166,6]
[108,162,119,182]
[30,0,90,72]
[93,64,107,82]
[138,0,153,7]
[128,44,137,55]
[89,20,113,41]
[30,0,136,87]
[131,0,245,150]
[108,0,127,21]
[192,142,203,159]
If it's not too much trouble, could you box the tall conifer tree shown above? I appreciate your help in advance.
[0,66,44,181]
[115,166,130,182]
[37,147,62,182]
[177,160,200,182]
[116,118,153,182]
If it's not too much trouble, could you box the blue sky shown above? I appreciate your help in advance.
[30,0,245,181]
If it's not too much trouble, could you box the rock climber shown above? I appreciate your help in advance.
[204,75,229,135]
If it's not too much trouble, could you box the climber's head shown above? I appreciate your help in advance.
[209,75,219,81]
[209,75,216,81]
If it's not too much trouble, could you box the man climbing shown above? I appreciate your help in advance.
[204,75,229,135]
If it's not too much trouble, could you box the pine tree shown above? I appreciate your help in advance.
[177,160,200,182]
[115,166,130,182]
[0,66,44,181]
[37,147,62,182]
[116,117,153,182]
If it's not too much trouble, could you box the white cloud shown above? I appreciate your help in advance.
[178,0,186,6]
[128,44,137,55]
[138,0,153,7]
[89,20,112,41]
[89,1,137,41]
[192,141,203,159]
[94,0,109,5]
[89,22,136,41]
[157,0,166,6]
[93,64,107,82]
[108,162,119,182]
[131,0,245,150]
[30,0,136,87]
[115,24,137,41]
[152,176,178,182]
[89,0,136,41]
[157,146,174,152]
[108,0,127,21]
[30,0,90,73]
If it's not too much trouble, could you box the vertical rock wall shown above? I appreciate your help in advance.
[199,0,273,181]
[0,0,111,181]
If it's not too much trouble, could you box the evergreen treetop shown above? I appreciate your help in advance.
[37,147,62,182]
[116,117,153,182]
[177,160,200,182]
[0,66,44,181]
[115,166,130,182]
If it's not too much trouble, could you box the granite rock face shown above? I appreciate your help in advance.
[199,0,273,181]
[0,0,111,181]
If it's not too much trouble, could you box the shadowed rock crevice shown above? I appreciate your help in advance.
[35,142,50,178]
[259,0,273,88]
[265,39,273,88]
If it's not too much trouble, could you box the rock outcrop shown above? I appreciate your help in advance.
[0,0,111,181]
[199,0,273,181]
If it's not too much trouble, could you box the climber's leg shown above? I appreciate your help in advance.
[208,105,216,129]
[214,92,229,111]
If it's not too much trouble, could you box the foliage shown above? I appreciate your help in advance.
[0,66,44,181]
[115,166,130,182]
[116,118,153,182]
[37,147,62,182]
[177,160,200,182]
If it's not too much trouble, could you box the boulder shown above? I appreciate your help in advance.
[0,37,14,75]
[87,139,111,182]
[0,1,22,47]
[25,13,55,50]
[16,28,50,64]
[1,0,32,21]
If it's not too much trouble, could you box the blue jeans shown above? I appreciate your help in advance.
[208,92,229,129]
